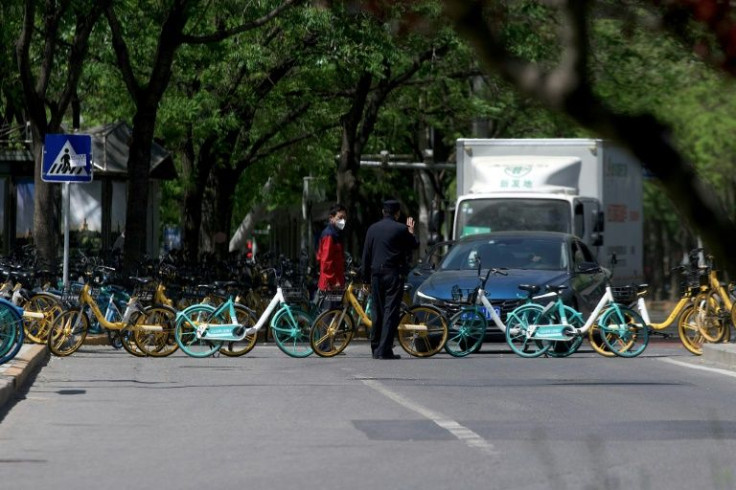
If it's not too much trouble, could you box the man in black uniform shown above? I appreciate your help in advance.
[361,199,418,359]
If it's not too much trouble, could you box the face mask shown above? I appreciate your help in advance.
[335,218,346,230]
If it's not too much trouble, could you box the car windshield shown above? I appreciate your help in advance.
[439,236,567,271]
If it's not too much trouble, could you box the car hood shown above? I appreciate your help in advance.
[415,269,570,303]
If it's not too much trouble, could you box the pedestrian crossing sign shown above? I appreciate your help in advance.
[42,134,93,183]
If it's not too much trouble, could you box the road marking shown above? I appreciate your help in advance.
[659,357,736,379]
[361,378,498,457]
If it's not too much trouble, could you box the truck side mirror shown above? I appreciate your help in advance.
[577,261,601,273]
[594,211,605,232]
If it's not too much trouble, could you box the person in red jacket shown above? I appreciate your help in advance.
[316,204,347,310]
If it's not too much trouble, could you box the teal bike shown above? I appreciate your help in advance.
[444,265,553,357]
[0,298,25,365]
[174,282,314,359]
[505,284,649,358]
[442,260,587,358]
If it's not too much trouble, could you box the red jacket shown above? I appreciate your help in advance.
[316,224,345,290]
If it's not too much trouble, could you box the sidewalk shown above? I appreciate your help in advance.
[700,342,736,371]
[0,344,49,411]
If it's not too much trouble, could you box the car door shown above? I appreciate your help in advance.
[569,239,607,314]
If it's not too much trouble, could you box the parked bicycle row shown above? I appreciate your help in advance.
[2,246,733,365]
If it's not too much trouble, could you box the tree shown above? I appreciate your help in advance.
[103,0,300,272]
[15,0,110,267]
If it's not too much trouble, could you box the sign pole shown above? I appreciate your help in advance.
[42,133,93,288]
[63,182,70,288]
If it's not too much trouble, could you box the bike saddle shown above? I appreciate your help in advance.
[517,284,540,295]
[545,284,568,294]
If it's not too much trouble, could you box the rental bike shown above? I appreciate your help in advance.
[0,298,25,365]
[505,283,649,358]
[442,265,566,357]
[174,273,314,358]
[309,272,448,357]
[47,283,175,357]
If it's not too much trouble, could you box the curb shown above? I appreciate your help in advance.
[84,334,110,346]
[701,342,736,372]
[0,344,49,411]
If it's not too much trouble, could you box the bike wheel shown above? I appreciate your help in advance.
[310,308,355,357]
[218,304,258,357]
[22,293,62,344]
[599,306,649,358]
[48,308,89,357]
[588,324,616,357]
[0,305,23,365]
[135,305,179,357]
[174,304,221,358]
[0,311,18,359]
[270,307,313,358]
[445,308,486,357]
[505,304,551,358]
[397,305,448,358]
[693,292,729,343]
[677,305,703,355]
[120,318,146,357]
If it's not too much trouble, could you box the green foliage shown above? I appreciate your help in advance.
[590,6,736,229]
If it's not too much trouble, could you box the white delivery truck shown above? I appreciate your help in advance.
[454,138,643,285]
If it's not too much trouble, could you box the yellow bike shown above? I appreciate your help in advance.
[48,283,175,357]
[129,278,180,357]
[310,273,448,358]
[677,254,732,355]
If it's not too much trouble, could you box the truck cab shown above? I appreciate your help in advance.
[454,193,603,248]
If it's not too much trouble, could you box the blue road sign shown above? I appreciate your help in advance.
[42,134,93,183]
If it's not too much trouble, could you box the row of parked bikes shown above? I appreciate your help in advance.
[0,248,732,365]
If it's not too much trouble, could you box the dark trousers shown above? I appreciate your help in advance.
[370,271,403,357]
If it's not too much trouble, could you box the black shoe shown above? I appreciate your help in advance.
[377,353,401,359]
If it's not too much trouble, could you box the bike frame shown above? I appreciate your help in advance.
[74,284,152,332]
[527,286,625,341]
[636,286,698,328]
[469,285,561,334]
[188,286,301,341]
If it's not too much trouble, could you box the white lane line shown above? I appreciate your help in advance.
[361,378,498,457]
[659,357,736,379]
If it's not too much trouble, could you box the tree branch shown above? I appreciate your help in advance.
[105,5,141,100]
[180,0,303,44]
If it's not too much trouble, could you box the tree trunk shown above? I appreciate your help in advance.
[210,166,238,260]
[30,124,58,266]
[122,112,155,273]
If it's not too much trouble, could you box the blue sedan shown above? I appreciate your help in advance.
[412,231,611,338]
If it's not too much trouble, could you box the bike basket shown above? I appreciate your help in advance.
[134,288,155,303]
[323,289,346,303]
[611,286,637,303]
[451,286,477,304]
[281,287,306,302]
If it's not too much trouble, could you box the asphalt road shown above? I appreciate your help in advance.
[0,339,734,490]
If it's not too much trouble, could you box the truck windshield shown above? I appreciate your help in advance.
[456,198,571,237]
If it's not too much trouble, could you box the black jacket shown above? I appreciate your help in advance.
[361,216,419,281]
